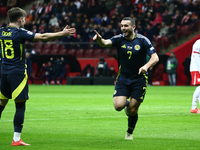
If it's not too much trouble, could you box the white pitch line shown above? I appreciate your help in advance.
[3,106,189,113]
[0,113,191,122]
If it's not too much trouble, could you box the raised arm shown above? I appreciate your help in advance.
[33,25,76,41]
[138,53,159,74]
[93,30,112,47]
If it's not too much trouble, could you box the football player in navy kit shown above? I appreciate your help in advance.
[0,7,76,146]
[93,17,159,140]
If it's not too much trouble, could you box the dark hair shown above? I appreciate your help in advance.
[7,7,27,23]
[122,17,135,26]
[100,58,105,62]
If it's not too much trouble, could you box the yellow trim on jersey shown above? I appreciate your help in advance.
[121,44,126,48]
[143,73,148,85]
[20,44,23,60]
[0,39,4,58]
[0,91,8,100]
[12,71,27,100]
[116,65,121,80]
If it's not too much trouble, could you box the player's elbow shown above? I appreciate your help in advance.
[155,55,159,63]
[153,53,159,64]
[34,33,49,41]
[40,34,49,41]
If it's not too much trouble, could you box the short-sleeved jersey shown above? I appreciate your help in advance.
[190,39,200,72]
[110,33,156,78]
[0,26,35,74]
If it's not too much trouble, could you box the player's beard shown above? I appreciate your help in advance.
[20,20,25,28]
[123,30,132,38]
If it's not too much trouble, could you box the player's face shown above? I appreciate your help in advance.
[121,20,135,38]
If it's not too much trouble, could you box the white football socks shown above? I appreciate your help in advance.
[192,86,200,109]
[13,132,21,142]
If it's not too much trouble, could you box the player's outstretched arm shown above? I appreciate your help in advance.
[138,53,159,74]
[93,30,112,47]
[33,25,76,41]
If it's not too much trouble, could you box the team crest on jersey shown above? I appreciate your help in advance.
[134,45,140,51]
[127,46,132,50]
[113,90,117,95]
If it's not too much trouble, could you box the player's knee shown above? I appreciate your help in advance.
[15,99,27,103]
[129,108,138,116]
[114,104,124,111]
[115,107,122,111]
[113,97,127,111]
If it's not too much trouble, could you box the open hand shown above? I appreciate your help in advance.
[93,30,102,41]
[63,25,76,36]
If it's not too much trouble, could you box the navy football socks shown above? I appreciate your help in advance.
[0,105,5,119]
[125,100,130,106]
[14,102,26,132]
[127,113,138,134]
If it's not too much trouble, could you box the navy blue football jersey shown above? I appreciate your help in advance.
[0,26,35,74]
[110,33,156,77]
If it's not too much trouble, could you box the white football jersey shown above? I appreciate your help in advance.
[190,39,200,72]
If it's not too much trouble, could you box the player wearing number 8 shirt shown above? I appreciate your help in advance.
[0,7,76,146]
[93,17,159,140]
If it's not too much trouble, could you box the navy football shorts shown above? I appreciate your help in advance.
[0,74,29,100]
[113,76,147,102]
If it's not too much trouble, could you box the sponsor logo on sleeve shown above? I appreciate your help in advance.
[27,31,33,35]
[150,47,154,50]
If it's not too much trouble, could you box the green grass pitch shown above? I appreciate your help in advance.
[1,85,200,150]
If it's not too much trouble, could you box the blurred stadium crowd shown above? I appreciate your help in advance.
[0,0,200,54]
[0,0,199,84]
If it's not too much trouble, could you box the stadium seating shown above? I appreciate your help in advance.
[34,41,44,54]
[180,25,191,37]
[76,49,85,58]
[56,44,67,54]
[103,48,111,55]
[152,63,165,82]
[154,45,160,53]
[65,64,71,77]
[67,49,76,56]
[58,48,68,54]
[29,62,43,84]
[40,44,52,55]
[51,43,61,54]
[176,26,182,39]
[0,7,7,17]
[93,48,103,58]
[162,37,170,49]
[111,48,117,55]
[85,49,94,58]
[31,42,36,49]
[153,36,161,53]
[193,20,200,32]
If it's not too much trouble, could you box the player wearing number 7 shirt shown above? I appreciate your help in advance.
[93,17,159,140]
[190,39,200,114]
[0,7,76,146]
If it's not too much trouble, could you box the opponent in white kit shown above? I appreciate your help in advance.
[190,39,200,114]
